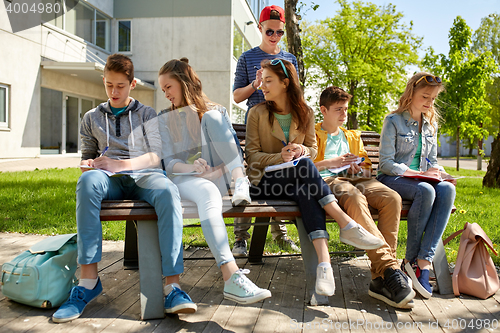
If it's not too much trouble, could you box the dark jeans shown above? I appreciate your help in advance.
[250,158,337,240]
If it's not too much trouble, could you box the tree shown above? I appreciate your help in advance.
[301,0,421,131]
[473,13,500,187]
[284,0,306,87]
[423,16,496,171]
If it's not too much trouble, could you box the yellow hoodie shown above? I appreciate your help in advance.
[314,122,372,170]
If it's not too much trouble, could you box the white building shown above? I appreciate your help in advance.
[0,0,266,158]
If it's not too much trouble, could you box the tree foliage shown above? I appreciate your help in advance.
[422,16,496,170]
[302,0,421,131]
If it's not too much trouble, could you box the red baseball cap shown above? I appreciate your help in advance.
[259,5,285,24]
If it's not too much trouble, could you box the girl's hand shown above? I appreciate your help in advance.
[197,166,223,181]
[441,172,457,186]
[422,167,441,178]
[281,144,295,162]
[193,158,210,174]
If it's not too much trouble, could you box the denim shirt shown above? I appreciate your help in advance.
[378,111,440,176]
[158,104,238,175]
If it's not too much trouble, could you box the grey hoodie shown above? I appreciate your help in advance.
[80,98,161,164]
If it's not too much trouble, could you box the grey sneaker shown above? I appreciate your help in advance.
[232,239,247,257]
[339,223,384,250]
[315,264,335,296]
[232,176,251,206]
[275,236,300,252]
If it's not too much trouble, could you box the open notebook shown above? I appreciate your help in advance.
[264,155,310,173]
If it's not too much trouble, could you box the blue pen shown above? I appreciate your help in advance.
[281,140,291,153]
[425,158,432,169]
[100,146,109,157]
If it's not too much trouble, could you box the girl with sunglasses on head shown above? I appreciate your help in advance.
[232,4,299,257]
[157,58,272,305]
[245,58,384,297]
[377,72,456,299]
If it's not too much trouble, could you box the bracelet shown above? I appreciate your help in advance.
[251,80,258,91]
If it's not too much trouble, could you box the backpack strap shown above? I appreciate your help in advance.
[443,222,468,246]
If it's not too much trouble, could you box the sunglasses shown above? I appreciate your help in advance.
[265,29,285,37]
[270,59,289,78]
[414,75,442,86]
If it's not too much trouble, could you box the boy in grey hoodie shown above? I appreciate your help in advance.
[53,54,196,323]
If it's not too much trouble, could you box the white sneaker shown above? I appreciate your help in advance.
[339,223,384,250]
[315,264,335,296]
[223,269,272,304]
[232,176,251,206]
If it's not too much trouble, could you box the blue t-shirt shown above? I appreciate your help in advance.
[319,129,350,178]
[110,106,128,117]
[233,46,298,112]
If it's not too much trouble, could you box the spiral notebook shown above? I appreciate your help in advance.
[264,155,310,172]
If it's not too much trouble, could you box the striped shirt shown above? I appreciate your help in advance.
[233,46,298,113]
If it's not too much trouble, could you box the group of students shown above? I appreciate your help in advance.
[51,5,456,324]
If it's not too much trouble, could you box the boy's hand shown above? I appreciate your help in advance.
[80,159,94,173]
[328,153,358,168]
[348,162,362,174]
[255,68,263,88]
[93,156,124,172]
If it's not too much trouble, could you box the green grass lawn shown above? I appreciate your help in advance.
[1,167,499,266]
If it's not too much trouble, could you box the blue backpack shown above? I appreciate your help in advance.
[1,233,78,308]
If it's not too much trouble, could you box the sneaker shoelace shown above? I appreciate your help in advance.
[67,287,87,304]
[385,270,407,292]
[234,269,256,294]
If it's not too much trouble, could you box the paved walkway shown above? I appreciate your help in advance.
[0,155,489,172]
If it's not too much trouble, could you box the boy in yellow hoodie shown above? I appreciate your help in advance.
[314,86,414,309]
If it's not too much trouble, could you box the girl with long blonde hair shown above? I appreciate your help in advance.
[378,72,456,299]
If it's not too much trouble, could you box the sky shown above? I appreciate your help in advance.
[274,0,499,56]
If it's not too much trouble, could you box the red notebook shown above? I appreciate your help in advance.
[403,174,442,182]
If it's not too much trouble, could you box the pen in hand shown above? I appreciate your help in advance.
[281,140,291,153]
[425,158,432,170]
[100,146,109,157]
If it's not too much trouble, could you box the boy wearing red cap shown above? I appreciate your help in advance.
[232,5,299,256]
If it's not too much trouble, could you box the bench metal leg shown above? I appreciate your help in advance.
[248,217,270,265]
[295,217,330,306]
[124,220,138,270]
[136,220,165,320]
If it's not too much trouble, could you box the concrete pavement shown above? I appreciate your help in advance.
[0,154,489,172]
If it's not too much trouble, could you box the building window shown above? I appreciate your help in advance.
[50,0,111,51]
[0,84,9,129]
[233,23,251,59]
[96,11,110,50]
[118,20,131,53]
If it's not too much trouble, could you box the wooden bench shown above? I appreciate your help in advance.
[99,124,455,319]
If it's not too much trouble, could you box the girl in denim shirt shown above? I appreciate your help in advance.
[377,72,456,299]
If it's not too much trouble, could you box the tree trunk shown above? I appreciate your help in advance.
[456,126,460,171]
[478,136,483,171]
[347,81,358,129]
[284,0,305,88]
[483,133,500,188]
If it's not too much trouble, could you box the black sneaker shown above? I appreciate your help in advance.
[368,268,415,308]
[232,239,247,257]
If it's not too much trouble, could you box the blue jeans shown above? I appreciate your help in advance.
[76,170,184,277]
[377,174,456,263]
[200,110,244,194]
[250,158,337,241]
